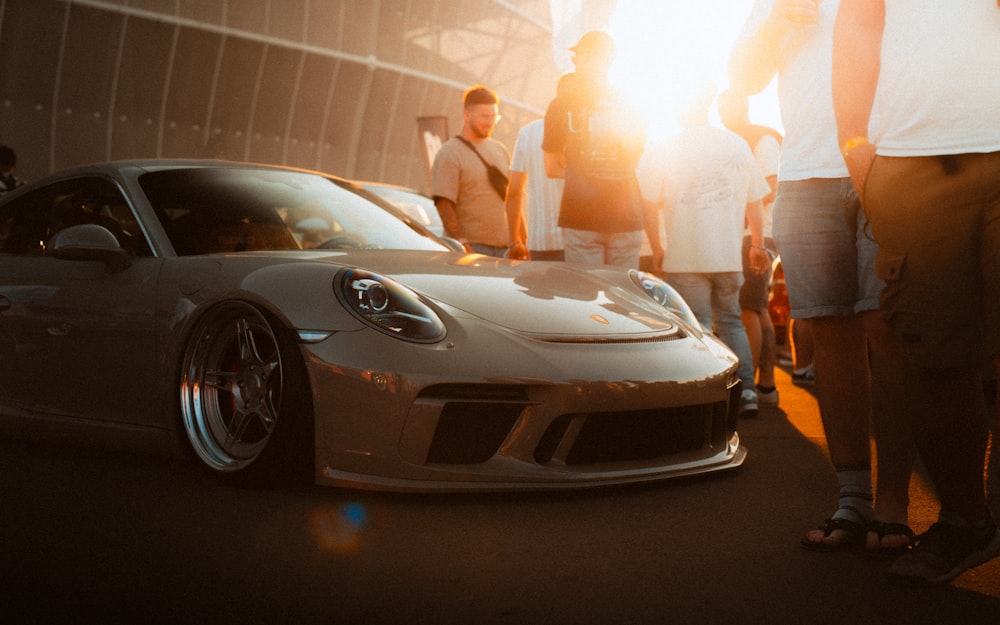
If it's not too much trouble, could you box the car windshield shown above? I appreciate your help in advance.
[139,167,447,255]
[361,184,444,235]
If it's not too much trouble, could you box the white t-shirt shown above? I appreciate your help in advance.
[510,120,564,251]
[874,0,1000,156]
[750,133,779,239]
[638,125,771,273]
[738,0,846,181]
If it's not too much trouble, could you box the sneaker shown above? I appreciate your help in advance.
[740,389,759,417]
[792,366,815,385]
[888,515,1000,585]
[758,386,779,407]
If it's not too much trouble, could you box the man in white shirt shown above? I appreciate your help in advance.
[729,0,915,558]
[833,0,1000,586]
[639,84,770,417]
[718,90,782,408]
[505,119,565,261]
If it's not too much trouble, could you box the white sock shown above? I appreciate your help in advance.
[831,468,874,525]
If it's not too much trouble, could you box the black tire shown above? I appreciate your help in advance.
[179,301,314,486]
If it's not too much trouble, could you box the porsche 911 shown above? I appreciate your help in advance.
[0,160,746,491]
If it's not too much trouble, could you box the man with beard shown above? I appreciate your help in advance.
[432,85,513,257]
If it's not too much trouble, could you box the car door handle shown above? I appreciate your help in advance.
[0,295,10,312]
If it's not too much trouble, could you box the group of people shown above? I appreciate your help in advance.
[431,30,648,270]
[732,0,916,568]
[730,0,1000,587]
[431,30,773,416]
[431,0,1000,588]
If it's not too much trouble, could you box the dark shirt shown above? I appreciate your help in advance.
[543,77,646,233]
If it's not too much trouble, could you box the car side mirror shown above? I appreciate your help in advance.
[48,224,132,271]
[439,236,467,253]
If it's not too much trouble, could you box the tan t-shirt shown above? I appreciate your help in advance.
[431,136,511,247]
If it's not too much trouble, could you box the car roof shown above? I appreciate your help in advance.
[3,159,355,199]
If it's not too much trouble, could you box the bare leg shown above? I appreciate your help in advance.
[802,314,873,546]
[741,308,762,370]
[864,310,916,550]
[811,315,871,466]
[790,318,815,371]
[757,309,777,389]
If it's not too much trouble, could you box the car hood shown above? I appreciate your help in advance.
[351,252,685,338]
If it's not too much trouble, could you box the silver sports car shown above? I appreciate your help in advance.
[0,160,746,491]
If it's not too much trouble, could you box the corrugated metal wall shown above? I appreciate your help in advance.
[0,0,567,193]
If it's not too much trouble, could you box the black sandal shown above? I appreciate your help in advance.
[800,517,866,552]
[866,520,914,558]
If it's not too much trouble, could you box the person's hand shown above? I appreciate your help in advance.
[650,248,665,277]
[843,141,876,205]
[763,0,822,39]
[505,242,530,260]
[749,246,771,276]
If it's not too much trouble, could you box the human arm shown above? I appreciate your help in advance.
[642,199,664,276]
[636,148,665,275]
[434,196,470,251]
[430,142,471,249]
[762,174,778,207]
[832,0,885,205]
[542,100,567,179]
[728,0,822,96]
[745,199,769,275]
[543,151,565,179]
[755,134,780,207]
[504,169,530,259]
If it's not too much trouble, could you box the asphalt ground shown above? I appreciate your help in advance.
[1,364,998,624]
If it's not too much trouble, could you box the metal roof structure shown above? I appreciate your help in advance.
[0,0,613,192]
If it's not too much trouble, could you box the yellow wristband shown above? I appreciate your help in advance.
[841,135,869,158]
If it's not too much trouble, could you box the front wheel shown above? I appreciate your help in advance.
[179,301,313,485]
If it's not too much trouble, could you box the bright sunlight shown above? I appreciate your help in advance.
[608,0,781,141]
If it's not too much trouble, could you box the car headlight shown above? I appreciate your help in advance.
[336,268,446,342]
[629,270,703,331]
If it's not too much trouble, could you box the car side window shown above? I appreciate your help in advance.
[0,177,152,257]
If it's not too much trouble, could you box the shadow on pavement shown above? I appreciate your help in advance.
[0,366,997,624]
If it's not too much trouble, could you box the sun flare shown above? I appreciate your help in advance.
[608,0,781,141]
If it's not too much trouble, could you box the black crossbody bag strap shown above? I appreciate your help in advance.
[455,135,492,168]
[455,135,509,200]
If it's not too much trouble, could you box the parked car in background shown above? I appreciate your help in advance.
[0,160,745,491]
[357,180,444,237]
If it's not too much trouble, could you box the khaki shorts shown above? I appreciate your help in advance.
[865,152,1000,368]
[772,178,883,318]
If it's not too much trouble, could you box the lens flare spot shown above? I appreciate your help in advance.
[308,502,368,553]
